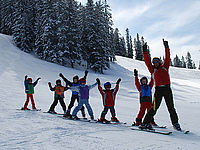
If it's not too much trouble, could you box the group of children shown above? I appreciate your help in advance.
[21,39,181,130]
[21,70,154,124]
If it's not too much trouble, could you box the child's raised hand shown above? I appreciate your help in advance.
[96,78,100,84]
[116,78,121,84]
[134,69,138,76]
[48,82,51,87]
[25,75,28,79]
[59,73,64,78]
[37,77,41,80]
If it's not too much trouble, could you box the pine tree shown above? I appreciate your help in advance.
[181,56,186,68]
[113,28,121,56]
[134,33,143,60]
[186,51,193,69]
[173,55,182,67]
[119,37,127,57]
[126,28,133,58]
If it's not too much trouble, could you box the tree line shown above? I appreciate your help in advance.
[0,0,197,72]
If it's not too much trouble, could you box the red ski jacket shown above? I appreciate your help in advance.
[98,84,119,107]
[143,48,171,87]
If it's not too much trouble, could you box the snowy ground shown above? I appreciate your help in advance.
[0,33,200,150]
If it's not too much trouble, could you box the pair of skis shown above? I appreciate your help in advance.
[130,126,189,135]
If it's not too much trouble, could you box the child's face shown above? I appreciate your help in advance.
[142,79,147,85]
[74,79,78,83]
[81,82,86,85]
[28,80,32,84]
[105,87,111,90]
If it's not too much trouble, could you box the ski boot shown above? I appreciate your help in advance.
[173,123,181,131]
[98,118,110,124]
[111,117,119,122]
[90,115,94,120]
[151,122,158,127]
[72,116,80,120]
[48,110,57,114]
[134,118,142,126]
[21,107,30,110]
[139,123,154,130]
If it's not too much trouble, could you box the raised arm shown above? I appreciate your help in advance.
[33,77,41,87]
[88,82,98,90]
[83,70,88,79]
[143,43,154,74]
[134,69,141,91]
[59,73,72,86]
[48,82,55,91]
[113,78,121,96]
[163,39,170,69]
[96,78,104,95]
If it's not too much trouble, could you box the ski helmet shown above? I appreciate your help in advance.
[140,77,148,85]
[104,82,111,89]
[56,79,61,85]
[152,57,161,64]
[27,78,32,83]
[79,78,86,84]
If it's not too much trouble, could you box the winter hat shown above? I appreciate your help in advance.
[104,82,111,89]
[56,79,61,85]
[79,78,86,84]
[27,78,32,83]
[140,77,148,85]
[152,57,161,64]
[73,75,79,81]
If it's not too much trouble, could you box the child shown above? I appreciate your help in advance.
[70,78,97,120]
[133,69,157,126]
[59,71,88,117]
[22,75,41,110]
[48,79,68,114]
[96,78,121,123]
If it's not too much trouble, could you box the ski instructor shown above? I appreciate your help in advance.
[141,39,181,131]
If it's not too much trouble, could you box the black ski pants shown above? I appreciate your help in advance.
[68,94,85,114]
[49,97,66,112]
[143,85,179,125]
[101,106,116,118]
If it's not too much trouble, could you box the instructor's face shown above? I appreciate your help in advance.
[154,62,159,68]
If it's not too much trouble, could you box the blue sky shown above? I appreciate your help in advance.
[77,0,200,66]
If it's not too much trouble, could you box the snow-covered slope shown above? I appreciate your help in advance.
[0,33,200,150]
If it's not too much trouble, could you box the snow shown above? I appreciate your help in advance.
[0,33,200,150]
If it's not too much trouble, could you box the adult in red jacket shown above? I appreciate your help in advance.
[96,78,121,123]
[141,39,181,131]
[134,69,157,126]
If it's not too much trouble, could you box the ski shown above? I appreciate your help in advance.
[130,127,172,135]
[43,112,64,115]
[58,116,90,122]
[17,108,41,111]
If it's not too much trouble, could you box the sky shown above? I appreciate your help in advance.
[77,0,200,66]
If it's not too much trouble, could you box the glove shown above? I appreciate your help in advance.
[59,73,64,78]
[143,43,148,52]
[96,78,100,84]
[37,77,41,81]
[85,70,88,76]
[163,39,169,48]
[134,69,138,77]
[116,78,121,84]
[48,82,51,87]
[25,75,28,79]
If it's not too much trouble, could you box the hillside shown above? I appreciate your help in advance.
[0,33,200,150]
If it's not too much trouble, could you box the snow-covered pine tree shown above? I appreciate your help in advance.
[126,28,133,59]
[134,33,143,60]
[173,55,182,67]
[0,0,15,35]
[57,0,81,68]
[186,51,193,69]
[113,28,121,56]
[129,36,134,59]
[181,56,186,68]
[12,0,36,52]
[119,36,127,57]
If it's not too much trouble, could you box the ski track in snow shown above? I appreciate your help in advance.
[0,33,200,150]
